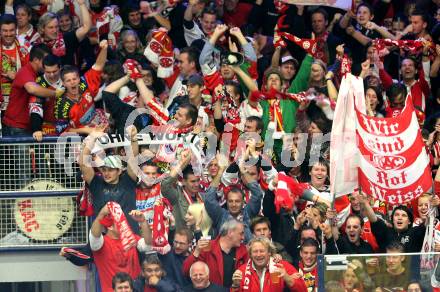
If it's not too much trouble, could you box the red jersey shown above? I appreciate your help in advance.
[93,235,142,292]
[3,63,36,130]
[135,184,162,226]
[54,68,105,133]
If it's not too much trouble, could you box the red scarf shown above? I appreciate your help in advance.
[250,88,307,103]
[336,53,352,76]
[182,188,204,205]
[45,32,66,57]
[242,258,277,291]
[273,0,288,14]
[100,202,137,251]
[77,183,94,216]
[374,38,436,60]
[274,15,318,58]
[315,32,329,63]
[151,198,173,255]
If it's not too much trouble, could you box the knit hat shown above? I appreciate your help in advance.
[144,29,174,78]
[102,155,123,169]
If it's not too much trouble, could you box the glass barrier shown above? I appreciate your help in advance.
[319,253,440,292]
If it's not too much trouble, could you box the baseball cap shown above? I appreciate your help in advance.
[102,155,123,169]
[187,74,204,86]
[281,55,299,68]
[220,52,244,66]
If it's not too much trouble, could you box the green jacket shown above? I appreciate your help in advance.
[160,176,194,230]
[260,55,313,159]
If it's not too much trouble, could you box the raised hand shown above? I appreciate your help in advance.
[229,27,243,38]
[232,270,243,287]
[99,39,108,50]
[229,37,238,53]
[126,125,138,140]
[361,59,371,72]
[129,210,146,222]
[213,24,228,37]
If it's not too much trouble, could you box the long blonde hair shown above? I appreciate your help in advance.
[187,203,212,237]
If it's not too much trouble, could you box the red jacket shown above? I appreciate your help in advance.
[232,260,307,292]
[182,237,249,286]
[379,68,430,111]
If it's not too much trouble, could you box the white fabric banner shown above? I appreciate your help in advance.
[330,74,366,198]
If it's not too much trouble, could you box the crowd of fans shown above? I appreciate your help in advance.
[1,0,440,291]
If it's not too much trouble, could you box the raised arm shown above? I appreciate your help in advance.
[93,40,108,72]
[430,45,440,78]
[126,125,140,182]
[104,75,130,94]
[199,24,229,76]
[271,47,282,69]
[356,191,377,223]
[364,21,396,40]
[229,27,257,62]
[232,65,258,99]
[90,205,109,243]
[75,0,92,42]
[346,26,372,46]
[78,131,105,184]
[325,71,338,101]
[130,210,152,245]
[204,153,229,228]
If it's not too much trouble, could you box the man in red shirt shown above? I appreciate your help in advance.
[3,43,57,136]
[90,205,151,292]
[183,219,249,289]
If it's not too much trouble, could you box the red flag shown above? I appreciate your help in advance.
[274,173,309,213]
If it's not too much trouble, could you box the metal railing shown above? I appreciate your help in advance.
[0,136,87,249]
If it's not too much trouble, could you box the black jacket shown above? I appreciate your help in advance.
[371,219,426,252]
[325,235,374,255]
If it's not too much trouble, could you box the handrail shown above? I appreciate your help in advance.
[0,135,82,144]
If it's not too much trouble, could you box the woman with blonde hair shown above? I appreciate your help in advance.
[184,203,213,238]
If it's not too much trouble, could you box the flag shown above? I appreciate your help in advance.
[356,95,432,205]
[274,173,309,213]
[330,74,366,198]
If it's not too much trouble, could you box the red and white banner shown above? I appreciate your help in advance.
[330,74,366,198]
[356,95,432,205]
[280,0,353,10]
